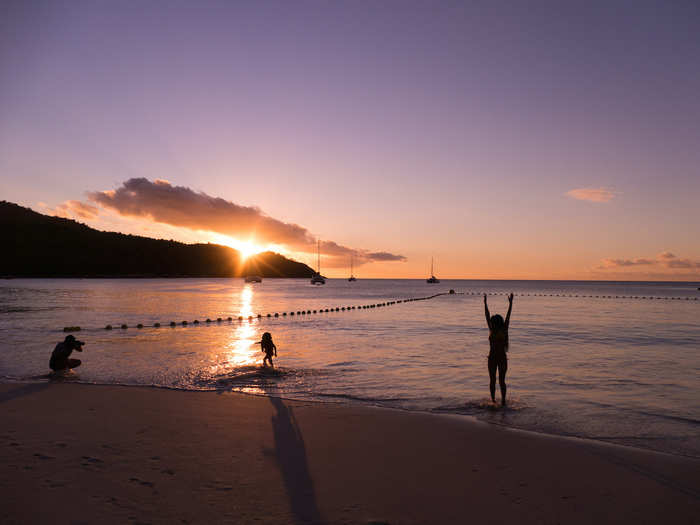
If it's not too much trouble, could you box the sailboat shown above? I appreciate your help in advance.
[310,240,326,285]
[426,257,440,283]
[348,255,357,282]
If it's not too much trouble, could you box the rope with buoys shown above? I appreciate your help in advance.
[59,289,698,332]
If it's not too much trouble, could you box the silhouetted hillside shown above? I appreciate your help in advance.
[1,201,314,278]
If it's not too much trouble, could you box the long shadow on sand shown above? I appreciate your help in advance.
[269,396,324,524]
[0,382,50,404]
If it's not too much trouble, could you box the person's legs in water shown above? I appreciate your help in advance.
[498,357,507,406]
[488,356,497,403]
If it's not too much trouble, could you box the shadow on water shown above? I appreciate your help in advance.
[269,396,324,524]
[0,382,50,404]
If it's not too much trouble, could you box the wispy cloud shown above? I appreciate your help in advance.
[45,200,99,220]
[598,257,655,268]
[566,187,616,203]
[598,252,700,271]
[52,178,405,266]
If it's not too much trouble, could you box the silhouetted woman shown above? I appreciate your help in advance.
[484,293,513,406]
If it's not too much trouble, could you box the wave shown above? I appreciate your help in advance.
[311,392,444,404]
[433,397,529,414]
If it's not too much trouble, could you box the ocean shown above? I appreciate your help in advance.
[1,278,698,458]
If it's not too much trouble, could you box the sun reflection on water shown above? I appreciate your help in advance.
[208,285,261,378]
[227,285,260,367]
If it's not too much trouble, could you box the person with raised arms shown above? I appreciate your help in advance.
[484,293,513,406]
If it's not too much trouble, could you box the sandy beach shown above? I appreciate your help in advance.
[1,382,698,524]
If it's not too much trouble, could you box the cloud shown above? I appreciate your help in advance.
[86,178,405,265]
[46,200,99,220]
[566,188,616,203]
[661,254,700,269]
[597,252,700,271]
[598,257,655,268]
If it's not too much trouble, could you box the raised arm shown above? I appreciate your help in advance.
[483,294,491,329]
[505,293,514,329]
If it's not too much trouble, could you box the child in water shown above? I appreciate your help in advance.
[258,332,277,368]
[484,293,513,406]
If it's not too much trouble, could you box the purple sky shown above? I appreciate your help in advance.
[2,1,699,278]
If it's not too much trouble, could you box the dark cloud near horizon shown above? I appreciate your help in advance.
[598,252,700,271]
[85,178,406,265]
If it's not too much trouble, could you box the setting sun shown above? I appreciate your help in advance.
[209,233,271,260]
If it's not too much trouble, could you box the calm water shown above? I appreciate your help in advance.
[1,279,699,457]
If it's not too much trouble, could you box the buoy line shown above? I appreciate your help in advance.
[60,290,697,332]
[62,292,455,332]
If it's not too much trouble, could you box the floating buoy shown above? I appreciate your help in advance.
[248,315,253,320]
[238,316,243,321]
[301,311,306,315]
[257,314,262,318]
[274,313,279,317]
[194,320,200,324]
[170,322,176,327]
[137,323,143,329]
[63,326,81,332]
[105,325,112,330]
[313,310,317,313]
[121,324,128,329]
[290,312,295,316]
[181,321,187,326]
[206,318,211,323]
[227,317,232,321]
[154,323,160,328]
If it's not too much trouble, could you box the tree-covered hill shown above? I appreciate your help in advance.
[1,201,314,278]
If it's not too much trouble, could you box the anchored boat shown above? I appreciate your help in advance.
[310,240,326,285]
[426,257,440,284]
[348,255,357,282]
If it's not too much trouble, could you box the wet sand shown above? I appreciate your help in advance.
[1,382,698,524]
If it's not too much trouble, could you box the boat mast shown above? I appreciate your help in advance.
[431,257,434,276]
[317,239,321,274]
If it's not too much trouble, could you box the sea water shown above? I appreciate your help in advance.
[1,279,698,457]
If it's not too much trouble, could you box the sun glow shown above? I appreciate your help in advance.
[210,233,270,260]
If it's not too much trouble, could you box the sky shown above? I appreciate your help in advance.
[1,0,699,279]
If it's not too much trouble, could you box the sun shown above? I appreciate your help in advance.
[237,241,262,260]
[210,234,267,260]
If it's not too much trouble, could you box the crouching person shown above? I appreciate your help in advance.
[50,335,84,372]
